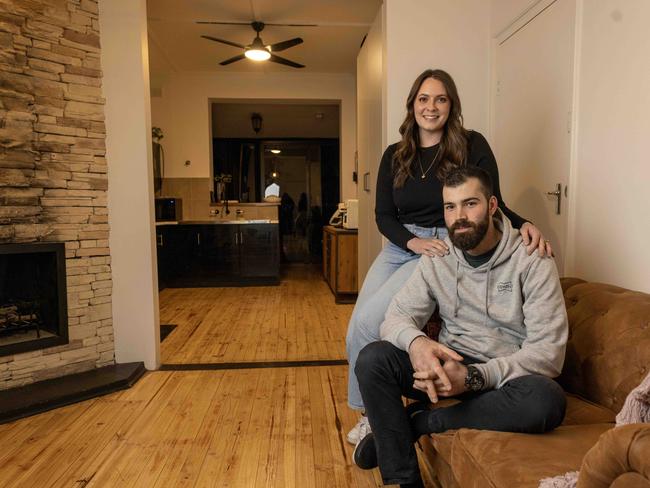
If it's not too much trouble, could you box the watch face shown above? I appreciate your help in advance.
[465,366,485,391]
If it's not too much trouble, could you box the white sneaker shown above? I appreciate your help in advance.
[346,415,371,445]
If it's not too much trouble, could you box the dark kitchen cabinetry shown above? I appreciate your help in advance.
[156,223,279,289]
[197,225,239,282]
[239,224,280,279]
[156,224,196,289]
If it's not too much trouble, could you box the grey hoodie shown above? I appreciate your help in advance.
[380,210,568,389]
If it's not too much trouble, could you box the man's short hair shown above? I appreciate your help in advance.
[443,166,494,200]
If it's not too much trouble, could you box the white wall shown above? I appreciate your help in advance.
[100,0,160,369]
[490,0,540,36]
[151,72,357,201]
[569,0,650,292]
[384,0,492,143]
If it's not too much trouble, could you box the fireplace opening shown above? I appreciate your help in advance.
[0,243,68,357]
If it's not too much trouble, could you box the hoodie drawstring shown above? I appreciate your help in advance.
[454,261,460,317]
[484,263,493,325]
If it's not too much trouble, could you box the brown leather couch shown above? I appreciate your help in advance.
[419,278,650,488]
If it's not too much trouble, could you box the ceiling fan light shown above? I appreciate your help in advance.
[245,48,271,61]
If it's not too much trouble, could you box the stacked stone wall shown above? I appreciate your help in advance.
[0,0,114,389]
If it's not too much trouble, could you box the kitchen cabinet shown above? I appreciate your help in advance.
[156,224,197,289]
[156,223,279,288]
[322,225,358,303]
[239,225,280,279]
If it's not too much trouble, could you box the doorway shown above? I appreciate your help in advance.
[212,138,340,263]
[211,101,341,265]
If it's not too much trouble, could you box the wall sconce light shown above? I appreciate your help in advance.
[251,113,263,134]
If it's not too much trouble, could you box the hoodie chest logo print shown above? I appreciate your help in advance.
[496,281,513,295]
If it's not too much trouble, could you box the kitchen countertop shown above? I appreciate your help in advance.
[156,219,278,226]
[208,202,280,207]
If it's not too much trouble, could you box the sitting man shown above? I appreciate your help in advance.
[353,166,568,488]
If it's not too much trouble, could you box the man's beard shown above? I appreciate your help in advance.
[448,212,490,251]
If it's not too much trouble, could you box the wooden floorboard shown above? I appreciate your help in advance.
[0,367,382,488]
[159,264,353,364]
[0,264,437,487]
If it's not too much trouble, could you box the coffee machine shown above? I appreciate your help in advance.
[329,202,347,227]
[342,199,358,229]
[328,199,358,229]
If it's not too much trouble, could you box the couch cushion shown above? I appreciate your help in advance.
[578,424,650,488]
[563,392,616,425]
[423,398,461,463]
[450,423,612,488]
[419,433,461,488]
[430,430,456,464]
[609,473,650,488]
[420,391,615,473]
[421,391,614,460]
[559,280,650,412]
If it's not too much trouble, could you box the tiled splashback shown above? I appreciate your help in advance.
[160,178,211,220]
[159,178,278,220]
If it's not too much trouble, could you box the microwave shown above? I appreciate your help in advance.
[155,197,183,222]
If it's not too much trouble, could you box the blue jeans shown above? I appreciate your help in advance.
[345,224,448,410]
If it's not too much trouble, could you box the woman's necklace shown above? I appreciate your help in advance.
[418,145,441,179]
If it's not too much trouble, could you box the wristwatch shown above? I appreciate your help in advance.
[464,365,485,392]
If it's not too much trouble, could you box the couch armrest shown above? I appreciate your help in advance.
[577,424,650,488]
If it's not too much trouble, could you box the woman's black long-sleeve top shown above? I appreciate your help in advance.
[375,130,526,250]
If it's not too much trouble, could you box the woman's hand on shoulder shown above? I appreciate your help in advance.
[519,222,553,257]
[407,237,449,257]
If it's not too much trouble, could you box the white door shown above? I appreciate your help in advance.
[356,11,384,283]
[493,0,575,275]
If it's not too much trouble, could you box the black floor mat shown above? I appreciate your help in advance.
[160,324,177,342]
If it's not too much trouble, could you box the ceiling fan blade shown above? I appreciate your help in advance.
[197,21,317,27]
[201,35,245,49]
[265,23,318,27]
[196,21,251,26]
[219,54,246,66]
[268,37,303,52]
[269,54,304,69]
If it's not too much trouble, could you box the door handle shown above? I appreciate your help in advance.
[239,231,244,245]
[197,233,201,245]
[546,183,562,215]
[157,234,163,246]
[363,172,370,192]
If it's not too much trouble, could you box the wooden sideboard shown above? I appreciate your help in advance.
[322,225,358,303]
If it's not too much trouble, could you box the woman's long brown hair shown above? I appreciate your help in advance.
[393,69,468,187]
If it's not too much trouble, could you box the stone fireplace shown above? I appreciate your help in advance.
[0,0,115,389]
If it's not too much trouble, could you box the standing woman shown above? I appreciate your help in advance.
[345,69,552,444]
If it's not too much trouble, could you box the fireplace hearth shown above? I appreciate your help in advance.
[0,243,68,357]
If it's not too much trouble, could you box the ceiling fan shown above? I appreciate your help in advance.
[199,21,314,68]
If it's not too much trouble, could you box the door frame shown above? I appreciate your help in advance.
[488,0,584,275]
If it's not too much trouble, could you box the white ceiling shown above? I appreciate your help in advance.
[146,0,382,78]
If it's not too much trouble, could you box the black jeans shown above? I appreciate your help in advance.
[355,341,566,486]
